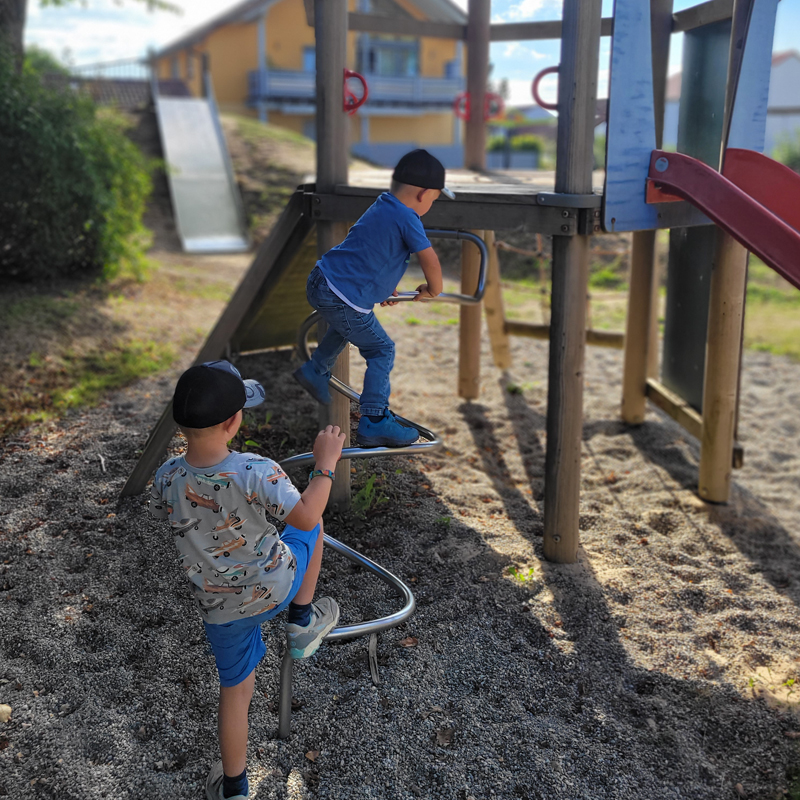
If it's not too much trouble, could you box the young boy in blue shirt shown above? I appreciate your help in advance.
[148,360,345,800]
[293,149,454,448]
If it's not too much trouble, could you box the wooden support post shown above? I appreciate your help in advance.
[315,0,351,511]
[621,230,656,423]
[464,0,490,170]
[482,232,512,371]
[458,0,489,399]
[699,233,747,501]
[621,0,674,421]
[458,231,485,399]
[647,241,662,379]
[542,0,601,564]
[698,0,752,503]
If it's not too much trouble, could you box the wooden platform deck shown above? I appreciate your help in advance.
[308,169,606,234]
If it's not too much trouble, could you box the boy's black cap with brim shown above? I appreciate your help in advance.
[173,360,265,429]
[393,149,455,199]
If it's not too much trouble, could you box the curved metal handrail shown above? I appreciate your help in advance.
[276,229,488,738]
[385,228,488,305]
[322,534,416,640]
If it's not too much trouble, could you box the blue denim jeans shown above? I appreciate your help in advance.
[306,265,395,416]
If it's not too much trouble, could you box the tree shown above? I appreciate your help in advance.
[0,0,178,69]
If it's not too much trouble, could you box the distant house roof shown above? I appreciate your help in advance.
[509,104,556,121]
[772,50,800,67]
[152,0,467,60]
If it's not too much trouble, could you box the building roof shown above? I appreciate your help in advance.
[412,0,467,23]
[772,50,800,67]
[152,0,467,60]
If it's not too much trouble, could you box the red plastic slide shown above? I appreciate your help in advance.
[646,149,800,291]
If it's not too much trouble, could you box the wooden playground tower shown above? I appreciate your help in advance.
[126,0,800,567]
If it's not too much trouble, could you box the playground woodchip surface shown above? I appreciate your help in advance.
[1,133,800,797]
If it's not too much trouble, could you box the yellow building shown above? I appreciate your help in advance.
[152,0,467,166]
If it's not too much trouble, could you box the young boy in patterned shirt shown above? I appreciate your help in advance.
[148,360,345,800]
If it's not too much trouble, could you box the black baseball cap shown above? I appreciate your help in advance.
[393,149,455,199]
[172,360,265,429]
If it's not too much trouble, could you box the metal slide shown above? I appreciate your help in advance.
[153,78,249,253]
[647,149,800,292]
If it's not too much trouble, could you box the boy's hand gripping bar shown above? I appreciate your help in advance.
[386,229,488,305]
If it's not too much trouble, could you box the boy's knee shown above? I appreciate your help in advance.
[366,338,394,365]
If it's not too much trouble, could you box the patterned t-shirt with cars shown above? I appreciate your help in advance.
[148,451,303,624]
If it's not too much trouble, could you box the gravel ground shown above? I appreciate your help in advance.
[1,315,800,800]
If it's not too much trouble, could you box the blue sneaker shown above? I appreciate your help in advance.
[356,409,419,448]
[292,361,331,405]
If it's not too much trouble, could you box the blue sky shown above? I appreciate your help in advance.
[25,0,800,105]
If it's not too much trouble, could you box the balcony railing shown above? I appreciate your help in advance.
[248,69,464,108]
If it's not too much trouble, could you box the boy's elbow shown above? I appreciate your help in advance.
[284,506,316,531]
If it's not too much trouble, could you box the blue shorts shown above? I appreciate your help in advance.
[202,523,320,687]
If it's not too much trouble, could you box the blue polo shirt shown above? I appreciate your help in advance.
[318,192,432,310]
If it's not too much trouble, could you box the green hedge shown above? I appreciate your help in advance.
[509,134,544,153]
[0,48,153,282]
[773,133,800,174]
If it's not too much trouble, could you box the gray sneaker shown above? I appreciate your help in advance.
[286,597,340,659]
[205,761,248,800]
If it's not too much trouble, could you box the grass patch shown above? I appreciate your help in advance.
[233,116,314,148]
[1,339,176,438]
[3,294,82,326]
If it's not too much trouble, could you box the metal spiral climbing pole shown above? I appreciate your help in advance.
[275,229,487,738]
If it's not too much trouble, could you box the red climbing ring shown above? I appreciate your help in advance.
[531,66,559,111]
[453,91,505,121]
[453,91,471,121]
[343,68,368,115]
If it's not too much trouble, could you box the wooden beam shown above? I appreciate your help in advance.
[505,321,623,349]
[482,232,513,370]
[543,0,602,565]
[489,17,614,41]
[672,0,733,33]
[646,378,744,467]
[458,230,485,399]
[348,12,465,39]
[645,378,703,440]
[315,0,351,512]
[346,13,616,41]
[465,0,490,170]
[310,190,581,235]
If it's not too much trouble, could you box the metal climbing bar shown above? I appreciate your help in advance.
[275,229,488,739]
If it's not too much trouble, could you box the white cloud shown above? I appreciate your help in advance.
[494,0,562,23]
[25,0,237,65]
[502,41,547,60]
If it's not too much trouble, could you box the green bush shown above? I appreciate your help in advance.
[772,132,800,174]
[487,134,508,152]
[0,47,153,282]
[509,134,544,153]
